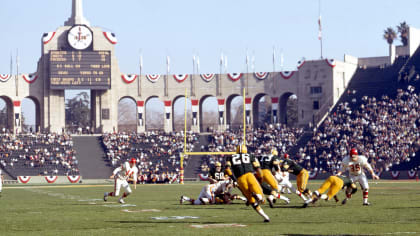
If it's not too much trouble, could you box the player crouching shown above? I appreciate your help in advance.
[104,158,138,204]
[180,179,236,205]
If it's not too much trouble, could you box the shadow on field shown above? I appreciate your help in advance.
[177,207,226,210]
[387,206,420,209]
[107,221,221,224]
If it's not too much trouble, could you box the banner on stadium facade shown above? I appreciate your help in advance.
[121,74,137,84]
[146,74,160,83]
[103,31,118,44]
[200,74,215,82]
[18,176,31,184]
[198,174,209,181]
[173,74,189,83]
[67,175,81,183]
[22,73,38,83]
[391,171,400,179]
[297,58,305,69]
[42,32,56,45]
[254,72,268,80]
[280,71,294,79]
[325,58,336,68]
[0,74,11,82]
[227,73,242,82]
[45,176,58,183]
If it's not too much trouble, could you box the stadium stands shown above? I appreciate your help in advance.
[0,133,79,178]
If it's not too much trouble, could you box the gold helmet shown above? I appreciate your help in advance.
[215,162,222,167]
[236,144,248,154]
[271,149,278,156]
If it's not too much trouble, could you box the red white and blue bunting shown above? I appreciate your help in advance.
[121,74,138,84]
[146,74,160,83]
[67,175,81,183]
[297,58,305,69]
[198,173,209,181]
[227,73,242,82]
[173,74,189,83]
[309,170,318,180]
[407,170,417,179]
[325,58,336,68]
[42,32,56,45]
[18,176,31,184]
[280,71,295,79]
[103,32,117,44]
[391,171,400,180]
[45,176,58,183]
[254,72,268,80]
[22,73,38,83]
[0,74,11,82]
[200,74,215,82]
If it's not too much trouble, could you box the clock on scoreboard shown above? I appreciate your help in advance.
[49,50,111,89]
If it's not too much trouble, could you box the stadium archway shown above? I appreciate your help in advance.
[172,96,192,131]
[252,93,271,128]
[118,97,137,133]
[0,96,13,133]
[199,95,218,132]
[226,94,243,130]
[145,97,164,131]
[279,92,298,126]
[21,96,40,133]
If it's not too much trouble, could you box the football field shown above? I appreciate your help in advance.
[1,180,420,235]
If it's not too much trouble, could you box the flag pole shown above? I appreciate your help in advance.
[319,0,323,59]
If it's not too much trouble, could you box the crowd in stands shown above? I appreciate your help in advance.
[102,131,200,183]
[294,86,420,173]
[0,133,79,177]
[199,124,304,171]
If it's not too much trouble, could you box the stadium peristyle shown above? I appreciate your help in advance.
[0,0,420,235]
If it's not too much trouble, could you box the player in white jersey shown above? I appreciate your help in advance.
[180,179,234,205]
[336,148,379,206]
[104,158,138,204]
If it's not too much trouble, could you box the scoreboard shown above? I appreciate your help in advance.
[49,50,111,89]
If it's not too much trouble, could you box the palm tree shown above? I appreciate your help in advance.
[383,27,397,45]
[397,21,409,46]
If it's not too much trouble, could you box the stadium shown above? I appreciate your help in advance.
[0,0,420,235]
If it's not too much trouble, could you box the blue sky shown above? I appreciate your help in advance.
[0,0,419,127]
[1,0,419,75]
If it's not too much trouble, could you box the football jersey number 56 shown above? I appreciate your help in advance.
[232,154,250,165]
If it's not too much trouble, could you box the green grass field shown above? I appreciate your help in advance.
[1,180,420,236]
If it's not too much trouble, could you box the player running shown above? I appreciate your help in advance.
[308,175,357,207]
[225,144,270,223]
[104,158,138,204]
[274,168,310,203]
[336,148,380,206]
[280,153,312,197]
[258,149,290,207]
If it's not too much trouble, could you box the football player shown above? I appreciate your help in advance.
[257,149,290,207]
[180,179,233,205]
[336,148,380,206]
[104,158,138,204]
[208,161,226,184]
[281,153,312,197]
[308,175,357,207]
[274,168,310,203]
[225,144,270,223]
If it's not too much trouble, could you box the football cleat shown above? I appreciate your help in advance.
[302,199,312,208]
[118,198,125,204]
[342,198,348,205]
[180,196,185,204]
[103,192,108,202]
[264,218,270,223]
[267,195,275,208]
[363,202,371,206]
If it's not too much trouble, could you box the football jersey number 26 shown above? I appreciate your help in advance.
[232,154,250,165]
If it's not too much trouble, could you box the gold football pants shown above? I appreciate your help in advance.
[261,169,279,192]
[296,169,309,193]
[317,176,344,200]
[237,172,264,204]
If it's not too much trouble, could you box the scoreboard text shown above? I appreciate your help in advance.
[49,50,111,89]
